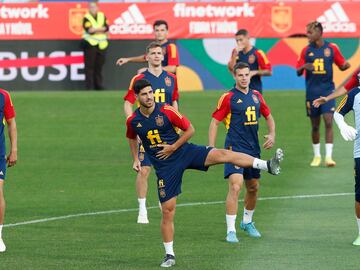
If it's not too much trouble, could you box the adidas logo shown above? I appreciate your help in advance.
[237,99,242,104]
[0,171,3,176]
[109,4,153,35]
[136,122,142,128]
[317,2,356,33]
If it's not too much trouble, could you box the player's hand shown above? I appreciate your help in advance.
[303,63,314,71]
[263,134,275,149]
[249,70,258,78]
[137,67,147,74]
[340,125,357,141]
[116,58,129,66]
[132,159,141,172]
[6,150,17,167]
[313,96,328,108]
[156,144,176,160]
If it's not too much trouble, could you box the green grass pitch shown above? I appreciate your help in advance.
[1,90,359,269]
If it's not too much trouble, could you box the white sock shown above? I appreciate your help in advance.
[226,214,237,234]
[357,217,360,235]
[0,224,2,239]
[252,158,268,171]
[138,198,147,215]
[243,208,254,224]
[325,143,333,158]
[313,143,321,157]
[163,241,175,256]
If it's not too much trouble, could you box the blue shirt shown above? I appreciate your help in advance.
[212,88,271,156]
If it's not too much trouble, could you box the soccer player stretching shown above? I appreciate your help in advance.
[126,79,283,267]
[296,21,350,167]
[124,42,179,224]
[333,83,360,246]
[209,62,276,242]
[0,88,17,252]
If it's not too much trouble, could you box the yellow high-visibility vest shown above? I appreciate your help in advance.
[83,12,108,50]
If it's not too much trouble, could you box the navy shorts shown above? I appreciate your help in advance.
[306,99,335,117]
[155,144,213,203]
[138,143,152,167]
[354,158,360,203]
[0,156,6,181]
[224,153,260,180]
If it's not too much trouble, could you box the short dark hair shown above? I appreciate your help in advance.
[233,62,250,74]
[153,20,168,30]
[146,41,162,54]
[307,21,323,34]
[134,79,152,95]
[235,29,248,36]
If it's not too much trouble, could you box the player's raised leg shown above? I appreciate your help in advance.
[310,115,321,167]
[241,178,261,238]
[160,197,176,267]
[204,148,283,175]
[323,113,336,167]
[0,181,6,252]
[136,165,151,224]
[225,174,243,243]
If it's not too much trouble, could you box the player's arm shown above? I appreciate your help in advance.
[334,94,357,141]
[171,100,178,111]
[257,92,275,149]
[116,54,146,66]
[163,66,177,74]
[156,106,194,160]
[6,118,17,167]
[227,48,238,73]
[209,93,231,147]
[263,114,275,149]
[251,50,272,77]
[124,100,133,118]
[296,47,313,76]
[313,86,348,107]
[163,43,179,74]
[126,117,141,172]
[313,69,359,107]
[208,118,220,147]
[330,43,350,71]
[2,91,17,167]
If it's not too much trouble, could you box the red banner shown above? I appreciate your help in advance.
[0,2,359,39]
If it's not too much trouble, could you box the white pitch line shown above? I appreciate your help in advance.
[4,192,353,228]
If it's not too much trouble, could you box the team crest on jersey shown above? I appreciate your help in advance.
[252,94,259,104]
[164,76,172,87]
[139,153,145,161]
[248,54,256,64]
[324,48,331,57]
[155,115,164,126]
[159,189,166,198]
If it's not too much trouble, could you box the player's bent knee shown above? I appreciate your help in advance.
[312,126,320,133]
[138,166,151,178]
[230,182,241,194]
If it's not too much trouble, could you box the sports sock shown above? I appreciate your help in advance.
[313,143,321,157]
[163,241,175,256]
[243,208,254,224]
[325,143,333,158]
[226,214,236,234]
[138,198,147,215]
[0,224,3,239]
[252,158,267,171]
[357,217,360,235]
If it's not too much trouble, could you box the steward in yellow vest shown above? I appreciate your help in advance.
[82,2,109,90]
